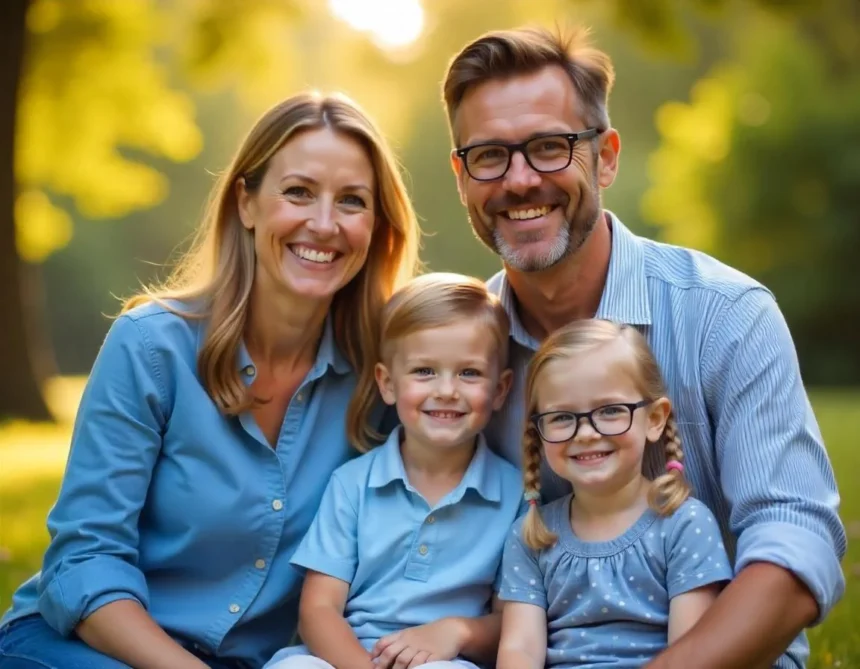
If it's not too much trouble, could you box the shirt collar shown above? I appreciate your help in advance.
[594,211,651,326]
[195,311,351,384]
[494,210,651,351]
[368,427,502,503]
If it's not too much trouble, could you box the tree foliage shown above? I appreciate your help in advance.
[643,6,860,383]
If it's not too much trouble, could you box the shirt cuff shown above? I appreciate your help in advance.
[38,556,149,636]
[290,554,356,584]
[734,521,845,625]
[496,585,547,609]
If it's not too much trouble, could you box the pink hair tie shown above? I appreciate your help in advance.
[524,491,541,507]
[666,460,684,473]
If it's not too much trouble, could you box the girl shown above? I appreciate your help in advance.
[264,272,524,669]
[496,319,733,669]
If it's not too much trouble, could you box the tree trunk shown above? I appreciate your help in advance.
[0,0,56,421]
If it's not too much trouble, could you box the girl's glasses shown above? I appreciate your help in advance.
[531,399,653,443]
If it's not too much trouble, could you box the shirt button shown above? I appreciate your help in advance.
[426,516,435,524]
[418,544,428,555]
[242,365,255,377]
[229,604,240,614]
[296,392,304,402]
[255,559,266,569]
[272,499,283,511]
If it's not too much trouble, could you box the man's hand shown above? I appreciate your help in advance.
[370,618,467,669]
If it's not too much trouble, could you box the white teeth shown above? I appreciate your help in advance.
[574,452,610,461]
[506,206,551,220]
[427,411,463,419]
[291,246,336,264]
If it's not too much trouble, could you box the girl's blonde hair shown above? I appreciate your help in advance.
[122,92,420,449]
[521,319,690,550]
[352,272,510,451]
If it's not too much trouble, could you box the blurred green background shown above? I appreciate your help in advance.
[0,0,857,665]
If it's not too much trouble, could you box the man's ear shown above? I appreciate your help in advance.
[236,177,255,230]
[645,396,671,443]
[492,368,514,411]
[596,128,621,189]
[450,151,468,207]
[374,362,396,406]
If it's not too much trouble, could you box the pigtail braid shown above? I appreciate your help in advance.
[521,424,557,550]
[647,413,691,516]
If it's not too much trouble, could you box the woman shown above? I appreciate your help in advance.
[0,92,420,669]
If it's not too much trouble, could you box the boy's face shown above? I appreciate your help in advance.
[375,321,512,453]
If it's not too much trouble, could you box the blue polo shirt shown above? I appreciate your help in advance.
[288,427,525,646]
[0,300,368,668]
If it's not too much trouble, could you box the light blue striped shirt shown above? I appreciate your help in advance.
[484,212,847,668]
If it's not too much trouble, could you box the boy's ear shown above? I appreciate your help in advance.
[374,362,396,406]
[492,368,514,411]
[646,396,672,443]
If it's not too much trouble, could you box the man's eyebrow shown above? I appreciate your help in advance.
[462,129,573,147]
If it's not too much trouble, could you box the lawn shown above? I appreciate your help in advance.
[0,385,857,667]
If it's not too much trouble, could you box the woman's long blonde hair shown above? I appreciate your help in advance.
[521,319,691,550]
[123,92,420,447]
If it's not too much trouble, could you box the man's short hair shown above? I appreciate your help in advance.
[442,25,616,143]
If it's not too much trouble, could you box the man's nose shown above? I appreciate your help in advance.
[502,151,542,195]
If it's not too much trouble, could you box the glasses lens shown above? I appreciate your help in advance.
[537,412,577,442]
[465,145,510,180]
[592,404,633,436]
[526,136,573,172]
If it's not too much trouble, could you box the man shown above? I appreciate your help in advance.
[441,25,846,668]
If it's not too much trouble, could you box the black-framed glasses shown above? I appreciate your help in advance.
[531,399,652,443]
[454,129,603,182]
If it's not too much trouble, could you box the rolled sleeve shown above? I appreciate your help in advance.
[37,315,166,635]
[702,288,847,622]
[289,473,358,584]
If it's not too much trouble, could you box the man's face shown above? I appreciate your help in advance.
[451,65,619,273]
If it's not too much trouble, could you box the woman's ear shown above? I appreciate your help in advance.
[236,177,255,231]
[645,396,671,443]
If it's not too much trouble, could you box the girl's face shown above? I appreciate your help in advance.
[533,339,670,496]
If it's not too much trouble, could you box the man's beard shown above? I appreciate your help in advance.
[490,176,601,273]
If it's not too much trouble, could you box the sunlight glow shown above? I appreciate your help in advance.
[328,0,425,50]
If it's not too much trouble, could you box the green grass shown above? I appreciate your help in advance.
[0,387,857,666]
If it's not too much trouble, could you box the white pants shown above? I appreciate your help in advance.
[266,655,480,669]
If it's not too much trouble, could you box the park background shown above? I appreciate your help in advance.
[0,0,857,665]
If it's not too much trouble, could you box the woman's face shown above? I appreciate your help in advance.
[238,127,377,304]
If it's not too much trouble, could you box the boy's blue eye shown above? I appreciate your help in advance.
[411,367,433,376]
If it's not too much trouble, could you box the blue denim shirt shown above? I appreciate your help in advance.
[1,300,365,668]
[485,213,847,668]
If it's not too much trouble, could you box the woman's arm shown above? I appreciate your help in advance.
[496,602,547,669]
[667,583,722,643]
[298,571,374,669]
[36,316,182,666]
[77,600,208,669]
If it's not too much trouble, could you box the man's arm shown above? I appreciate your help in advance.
[651,562,818,668]
[648,288,847,668]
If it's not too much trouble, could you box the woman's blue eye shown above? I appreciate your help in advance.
[283,186,310,198]
[341,194,366,207]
